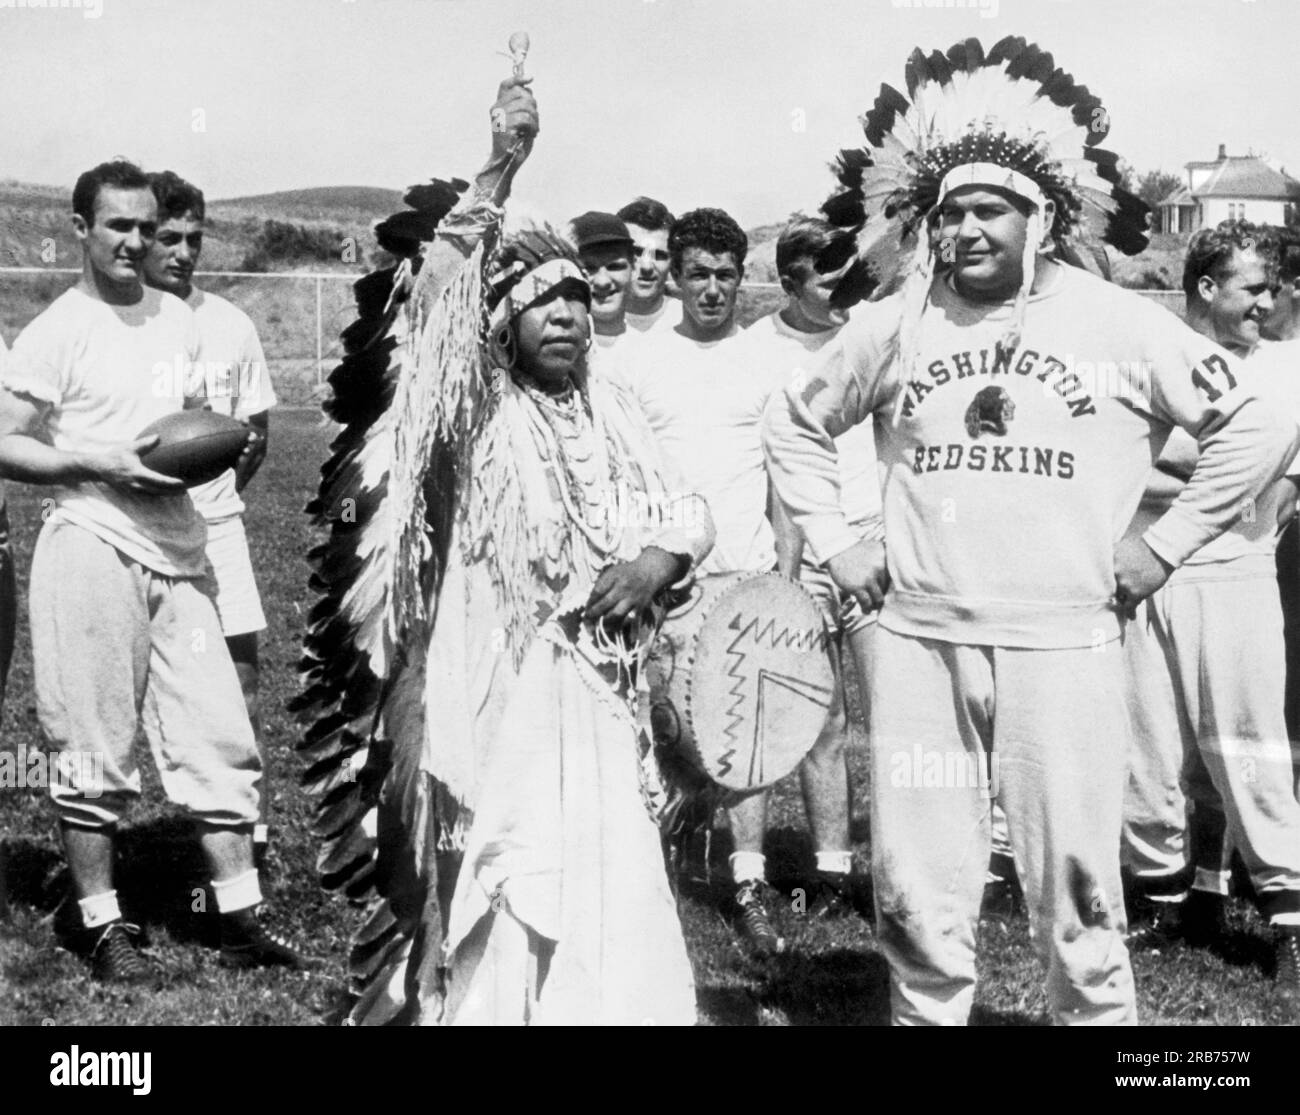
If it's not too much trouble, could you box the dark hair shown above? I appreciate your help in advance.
[148,170,206,223]
[1272,224,1300,284]
[1182,220,1275,302]
[617,196,674,232]
[72,159,151,226]
[776,215,840,282]
[668,207,747,272]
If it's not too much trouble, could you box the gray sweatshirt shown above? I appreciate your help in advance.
[762,265,1300,649]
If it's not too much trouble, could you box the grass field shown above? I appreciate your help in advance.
[0,409,1295,1027]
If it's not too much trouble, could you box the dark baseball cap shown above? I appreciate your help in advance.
[570,211,634,252]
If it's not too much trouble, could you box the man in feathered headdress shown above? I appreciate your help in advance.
[763,36,1300,1025]
[141,170,278,866]
[295,64,716,1025]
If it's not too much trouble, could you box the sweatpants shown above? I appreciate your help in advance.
[869,626,1136,1026]
[1121,573,1300,922]
[30,520,260,829]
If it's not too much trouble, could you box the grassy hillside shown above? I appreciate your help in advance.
[215,185,405,226]
[0,181,401,274]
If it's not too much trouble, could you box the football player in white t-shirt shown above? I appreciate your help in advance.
[142,171,278,863]
[623,207,801,953]
[0,160,310,982]
[1122,223,1300,997]
[569,211,641,391]
[617,197,676,334]
[739,217,877,920]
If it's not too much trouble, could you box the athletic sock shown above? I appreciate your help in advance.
[211,869,263,914]
[78,890,122,929]
[730,852,766,886]
[815,850,853,876]
[253,823,269,846]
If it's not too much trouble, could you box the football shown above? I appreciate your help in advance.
[136,410,249,486]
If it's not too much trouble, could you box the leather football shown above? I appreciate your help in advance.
[136,410,249,486]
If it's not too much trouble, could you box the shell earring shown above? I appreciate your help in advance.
[489,320,517,370]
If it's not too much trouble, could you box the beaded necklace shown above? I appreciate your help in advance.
[522,381,627,566]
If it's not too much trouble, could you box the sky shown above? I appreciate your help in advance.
[0,0,1296,228]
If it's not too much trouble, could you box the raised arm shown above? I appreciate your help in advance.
[411,76,540,312]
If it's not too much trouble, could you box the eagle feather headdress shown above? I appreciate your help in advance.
[820,36,1149,380]
[289,178,469,1026]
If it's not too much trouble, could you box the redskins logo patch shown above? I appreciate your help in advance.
[964,385,1016,438]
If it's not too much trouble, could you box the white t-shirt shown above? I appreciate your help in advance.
[623,321,783,574]
[3,285,207,577]
[740,310,883,541]
[184,287,277,523]
[626,300,673,334]
[1138,337,1300,572]
[588,327,644,393]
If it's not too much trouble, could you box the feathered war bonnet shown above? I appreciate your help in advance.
[820,36,1149,404]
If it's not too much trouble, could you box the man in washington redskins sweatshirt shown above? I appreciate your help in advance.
[761,38,1300,1024]
[764,192,1298,1025]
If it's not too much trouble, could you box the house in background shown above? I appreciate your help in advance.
[1157,144,1300,234]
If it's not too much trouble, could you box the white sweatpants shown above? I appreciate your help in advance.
[869,627,1136,1026]
[30,520,260,829]
[1121,574,1300,922]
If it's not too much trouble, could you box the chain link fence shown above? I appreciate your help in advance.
[1,267,361,407]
